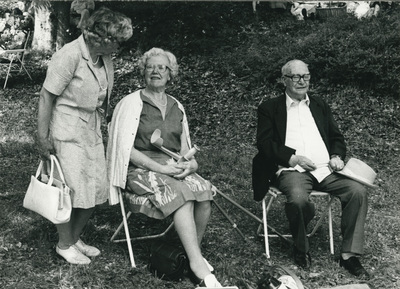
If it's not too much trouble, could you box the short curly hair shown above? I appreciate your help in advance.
[138,47,179,80]
[82,7,133,47]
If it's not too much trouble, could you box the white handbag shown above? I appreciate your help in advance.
[23,155,72,224]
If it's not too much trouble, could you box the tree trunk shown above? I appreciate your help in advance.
[32,6,53,51]
[52,1,71,50]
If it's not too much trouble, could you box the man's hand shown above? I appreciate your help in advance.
[289,155,317,171]
[329,156,344,171]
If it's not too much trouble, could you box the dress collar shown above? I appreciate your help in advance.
[77,34,90,62]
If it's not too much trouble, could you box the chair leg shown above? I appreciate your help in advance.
[257,191,293,258]
[111,192,178,267]
[262,188,335,258]
[20,63,32,80]
[306,195,335,255]
[129,221,174,241]
[262,197,270,258]
[4,61,13,89]
[213,200,246,240]
[328,197,334,255]
[110,211,132,242]
[118,192,136,268]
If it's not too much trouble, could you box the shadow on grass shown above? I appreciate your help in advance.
[0,141,38,194]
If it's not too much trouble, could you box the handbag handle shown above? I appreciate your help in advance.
[34,159,45,180]
[34,159,53,186]
[48,155,66,185]
[34,155,66,185]
[49,155,68,210]
[33,155,68,210]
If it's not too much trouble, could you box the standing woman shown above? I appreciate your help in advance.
[37,7,132,265]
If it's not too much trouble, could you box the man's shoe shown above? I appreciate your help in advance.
[293,246,311,269]
[56,245,91,265]
[74,239,101,257]
[339,256,369,277]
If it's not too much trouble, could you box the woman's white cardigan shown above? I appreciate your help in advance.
[106,90,191,205]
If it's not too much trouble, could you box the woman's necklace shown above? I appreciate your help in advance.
[88,50,100,65]
[92,56,100,65]
[85,40,100,65]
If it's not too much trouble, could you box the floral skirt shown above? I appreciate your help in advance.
[125,166,214,219]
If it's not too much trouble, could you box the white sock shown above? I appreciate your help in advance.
[341,253,356,260]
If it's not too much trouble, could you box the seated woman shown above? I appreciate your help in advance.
[107,48,230,288]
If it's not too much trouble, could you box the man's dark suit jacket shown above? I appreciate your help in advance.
[252,93,346,201]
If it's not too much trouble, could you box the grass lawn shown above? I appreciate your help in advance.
[1,3,400,289]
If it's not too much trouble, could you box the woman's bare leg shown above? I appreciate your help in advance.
[70,207,95,242]
[194,201,211,245]
[56,207,95,248]
[173,201,210,279]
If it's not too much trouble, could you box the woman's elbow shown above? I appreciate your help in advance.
[39,87,57,104]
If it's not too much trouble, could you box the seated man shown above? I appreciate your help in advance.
[253,59,369,277]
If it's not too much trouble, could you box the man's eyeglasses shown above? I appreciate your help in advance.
[145,64,170,73]
[284,74,311,82]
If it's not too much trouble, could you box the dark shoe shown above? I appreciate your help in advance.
[339,256,370,277]
[293,246,311,269]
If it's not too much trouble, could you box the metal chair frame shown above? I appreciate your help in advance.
[1,31,32,88]
[110,187,247,268]
[110,189,175,268]
[110,182,336,266]
[257,186,335,258]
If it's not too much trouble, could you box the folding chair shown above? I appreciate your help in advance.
[110,189,175,268]
[0,31,32,88]
[257,186,335,258]
[110,186,251,268]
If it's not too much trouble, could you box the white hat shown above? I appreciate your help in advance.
[336,158,378,188]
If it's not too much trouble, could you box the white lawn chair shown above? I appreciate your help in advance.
[0,31,32,88]
[257,186,335,258]
[110,189,174,268]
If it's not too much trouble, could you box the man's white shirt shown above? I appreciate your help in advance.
[277,94,332,182]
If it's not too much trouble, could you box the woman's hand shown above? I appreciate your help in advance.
[160,163,185,177]
[37,136,55,161]
[173,159,198,179]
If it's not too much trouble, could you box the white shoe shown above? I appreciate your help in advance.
[195,274,239,289]
[56,245,91,265]
[74,239,101,257]
[203,274,222,287]
[203,258,214,272]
